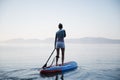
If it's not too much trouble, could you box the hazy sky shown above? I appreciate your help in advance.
[0,0,120,41]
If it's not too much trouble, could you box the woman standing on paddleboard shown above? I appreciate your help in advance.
[55,23,66,66]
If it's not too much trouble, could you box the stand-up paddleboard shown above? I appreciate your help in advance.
[40,61,77,75]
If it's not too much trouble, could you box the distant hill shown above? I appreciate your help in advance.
[1,38,54,43]
[1,37,120,44]
[66,37,120,44]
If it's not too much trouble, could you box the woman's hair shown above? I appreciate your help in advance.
[58,23,63,29]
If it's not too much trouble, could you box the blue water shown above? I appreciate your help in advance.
[0,43,120,80]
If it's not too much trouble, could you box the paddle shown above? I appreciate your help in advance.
[42,48,56,68]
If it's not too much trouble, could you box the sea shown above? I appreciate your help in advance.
[0,43,120,80]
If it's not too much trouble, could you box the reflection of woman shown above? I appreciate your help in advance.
[55,23,66,66]
[55,75,58,80]
[61,74,64,80]
[55,74,64,80]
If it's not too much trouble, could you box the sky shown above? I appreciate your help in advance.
[0,0,120,41]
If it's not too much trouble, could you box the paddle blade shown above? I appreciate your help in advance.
[42,64,47,69]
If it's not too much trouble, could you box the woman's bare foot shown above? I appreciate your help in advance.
[56,64,58,66]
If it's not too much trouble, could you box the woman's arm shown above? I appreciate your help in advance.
[54,34,57,48]
[64,30,66,37]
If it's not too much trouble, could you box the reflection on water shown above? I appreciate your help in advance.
[55,74,64,80]
[41,73,65,80]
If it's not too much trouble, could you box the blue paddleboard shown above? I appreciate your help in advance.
[40,61,78,75]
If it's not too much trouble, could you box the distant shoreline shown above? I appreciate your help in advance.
[0,37,120,44]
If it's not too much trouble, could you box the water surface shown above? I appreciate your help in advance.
[0,43,120,80]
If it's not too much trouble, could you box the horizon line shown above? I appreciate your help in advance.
[0,37,120,42]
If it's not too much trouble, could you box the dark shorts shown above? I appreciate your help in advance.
[56,41,65,48]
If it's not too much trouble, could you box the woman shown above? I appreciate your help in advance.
[55,23,66,66]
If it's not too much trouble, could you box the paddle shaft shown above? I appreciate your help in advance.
[42,48,55,68]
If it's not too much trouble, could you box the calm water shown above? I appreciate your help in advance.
[0,43,120,80]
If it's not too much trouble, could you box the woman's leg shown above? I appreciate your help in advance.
[56,48,60,66]
[61,48,65,65]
